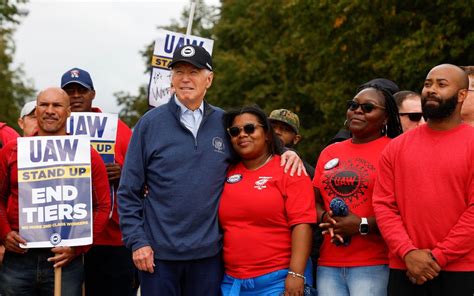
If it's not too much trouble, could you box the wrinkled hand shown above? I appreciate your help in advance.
[404,249,440,285]
[48,246,77,268]
[281,150,306,176]
[284,275,305,296]
[3,231,27,254]
[105,163,122,185]
[133,246,155,273]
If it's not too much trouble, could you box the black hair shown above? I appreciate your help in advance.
[357,80,403,138]
[222,105,285,160]
[394,90,421,108]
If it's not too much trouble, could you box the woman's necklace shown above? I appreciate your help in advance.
[250,154,273,171]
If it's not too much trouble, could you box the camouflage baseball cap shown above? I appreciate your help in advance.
[269,109,300,134]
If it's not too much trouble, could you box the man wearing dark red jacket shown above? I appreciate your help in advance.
[0,122,18,272]
[0,122,19,150]
[0,87,110,296]
[61,68,134,295]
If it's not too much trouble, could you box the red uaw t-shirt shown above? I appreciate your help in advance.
[313,137,390,267]
[219,155,316,279]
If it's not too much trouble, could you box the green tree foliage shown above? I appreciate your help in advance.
[118,0,473,161]
[209,0,473,161]
[164,0,219,38]
[0,0,25,24]
[115,0,219,126]
[0,0,34,130]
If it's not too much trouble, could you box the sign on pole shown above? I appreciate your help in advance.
[67,112,118,218]
[67,113,118,164]
[147,29,214,108]
[17,136,92,248]
[186,0,197,35]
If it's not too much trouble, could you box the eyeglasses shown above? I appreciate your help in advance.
[399,112,424,122]
[227,123,263,137]
[346,100,386,113]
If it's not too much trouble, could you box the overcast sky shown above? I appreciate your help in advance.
[13,0,219,114]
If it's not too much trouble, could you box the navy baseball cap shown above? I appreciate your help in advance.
[61,68,94,90]
[168,45,213,71]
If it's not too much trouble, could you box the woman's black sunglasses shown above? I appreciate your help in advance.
[227,123,264,137]
[346,100,386,113]
[399,112,424,122]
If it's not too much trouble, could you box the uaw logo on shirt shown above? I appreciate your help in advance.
[254,176,272,190]
[70,69,80,78]
[212,137,225,153]
[321,158,374,208]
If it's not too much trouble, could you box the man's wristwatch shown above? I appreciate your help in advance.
[359,217,369,235]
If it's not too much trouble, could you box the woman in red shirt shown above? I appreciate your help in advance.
[219,106,316,296]
[313,79,403,296]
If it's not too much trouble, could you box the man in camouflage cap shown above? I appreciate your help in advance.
[269,109,314,179]
[269,109,301,147]
[269,108,319,288]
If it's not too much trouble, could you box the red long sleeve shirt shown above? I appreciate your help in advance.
[0,139,111,254]
[90,107,132,245]
[0,122,19,149]
[373,124,474,271]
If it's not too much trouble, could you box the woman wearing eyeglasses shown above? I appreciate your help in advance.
[313,79,403,296]
[219,105,316,296]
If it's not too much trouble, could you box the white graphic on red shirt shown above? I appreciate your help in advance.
[254,176,272,190]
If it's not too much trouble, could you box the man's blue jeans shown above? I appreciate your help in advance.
[0,248,83,296]
[317,265,389,296]
[139,253,223,296]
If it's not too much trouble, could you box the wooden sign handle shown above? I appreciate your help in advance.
[54,266,62,296]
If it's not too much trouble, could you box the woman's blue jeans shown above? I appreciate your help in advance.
[317,265,389,296]
[221,259,313,295]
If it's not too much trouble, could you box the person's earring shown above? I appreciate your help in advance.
[381,123,388,135]
[344,119,349,128]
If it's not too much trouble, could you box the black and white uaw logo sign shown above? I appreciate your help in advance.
[181,45,195,57]
[50,233,62,245]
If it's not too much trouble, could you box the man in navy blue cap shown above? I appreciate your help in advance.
[118,44,304,296]
[118,44,224,296]
[61,68,135,296]
[61,68,95,112]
